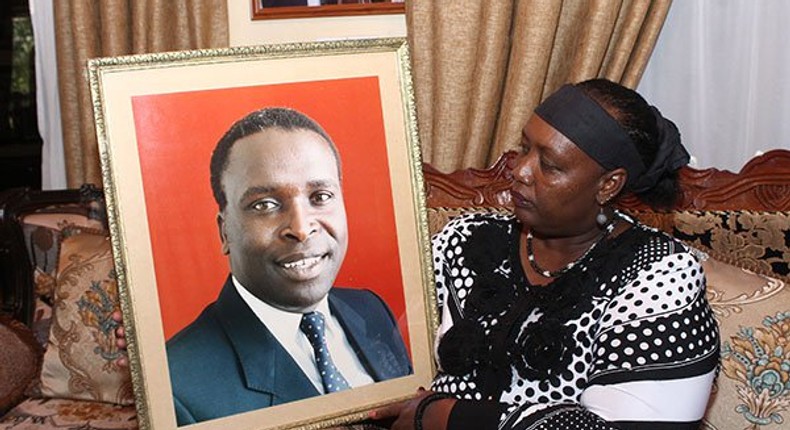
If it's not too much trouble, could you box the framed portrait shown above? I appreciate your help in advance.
[88,38,436,430]
[251,0,404,20]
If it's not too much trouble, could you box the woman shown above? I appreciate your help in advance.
[373,79,719,429]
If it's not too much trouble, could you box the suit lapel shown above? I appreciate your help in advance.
[213,278,319,404]
[329,290,406,381]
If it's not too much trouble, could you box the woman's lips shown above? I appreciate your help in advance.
[510,189,534,209]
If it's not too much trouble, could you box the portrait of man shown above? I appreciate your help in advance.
[164,107,412,426]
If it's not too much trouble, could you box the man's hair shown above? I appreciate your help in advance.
[209,107,341,211]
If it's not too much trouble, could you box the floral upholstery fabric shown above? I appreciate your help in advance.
[0,398,137,430]
[673,211,790,280]
[22,212,106,349]
[700,257,789,430]
[39,230,133,405]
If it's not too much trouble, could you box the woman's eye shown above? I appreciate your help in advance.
[312,191,334,205]
[251,199,278,211]
[540,158,559,172]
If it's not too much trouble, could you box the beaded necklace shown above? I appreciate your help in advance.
[526,212,620,278]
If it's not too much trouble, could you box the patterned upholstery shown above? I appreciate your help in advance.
[0,189,137,430]
[0,398,136,430]
[39,229,132,405]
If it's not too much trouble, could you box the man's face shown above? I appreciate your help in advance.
[218,128,348,313]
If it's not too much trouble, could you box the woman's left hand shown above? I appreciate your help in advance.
[369,389,455,430]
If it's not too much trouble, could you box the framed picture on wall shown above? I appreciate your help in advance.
[88,38,436,430]
[251,0,404,20]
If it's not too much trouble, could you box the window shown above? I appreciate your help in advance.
[0,0,41,190]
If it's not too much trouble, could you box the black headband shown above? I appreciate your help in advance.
[534,84,646,189]
[535,84,689,193]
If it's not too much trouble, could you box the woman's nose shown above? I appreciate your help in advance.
[511,154,534,186]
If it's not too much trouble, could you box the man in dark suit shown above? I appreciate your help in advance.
[165,107,411,425]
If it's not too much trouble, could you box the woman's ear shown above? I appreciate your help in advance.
[217,212,230,255]
[597,167,627,204]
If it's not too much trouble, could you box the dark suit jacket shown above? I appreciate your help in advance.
[166,276,412,425]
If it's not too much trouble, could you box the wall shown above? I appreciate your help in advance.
[227,1,406,45]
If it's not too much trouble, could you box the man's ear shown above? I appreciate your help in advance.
[597,167,627,204]
[217,212,230,255]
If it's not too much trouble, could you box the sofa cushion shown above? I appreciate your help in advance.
[701,255,789,429]
[39,229,133,405]
[0,397,137,430]
[673,210,790,280]
[22,210,107,335]
[22,211,108,301]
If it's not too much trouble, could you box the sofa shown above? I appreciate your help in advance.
[1,149,788,430]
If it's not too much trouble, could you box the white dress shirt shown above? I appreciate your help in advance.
[232,276,375,393]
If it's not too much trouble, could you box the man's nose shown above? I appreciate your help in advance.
[282,201,318,242]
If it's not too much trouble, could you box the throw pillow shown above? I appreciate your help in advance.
[39,230,133,405]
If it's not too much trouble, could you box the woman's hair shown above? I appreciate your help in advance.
[575,79,681,210]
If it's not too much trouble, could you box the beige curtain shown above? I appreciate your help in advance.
[54,0,229,188]
[407,0,672,172]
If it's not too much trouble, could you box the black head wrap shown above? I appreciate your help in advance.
[534,84,689,193]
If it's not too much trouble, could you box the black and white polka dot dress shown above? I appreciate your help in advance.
[431,212,719,430]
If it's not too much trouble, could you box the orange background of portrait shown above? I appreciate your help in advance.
[131,77,407,345]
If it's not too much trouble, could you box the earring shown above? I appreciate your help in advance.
[596,206,609,228]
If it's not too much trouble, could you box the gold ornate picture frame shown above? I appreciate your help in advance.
[88,38,436,430]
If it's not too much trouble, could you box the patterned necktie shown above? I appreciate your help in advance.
[299,311,351,393]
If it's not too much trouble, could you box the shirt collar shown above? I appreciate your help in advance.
[231,275,332,337]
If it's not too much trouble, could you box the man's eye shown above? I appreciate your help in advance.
[312,191,334,205]
[250,199,278,211]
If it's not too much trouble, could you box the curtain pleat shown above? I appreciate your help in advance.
[408,0,673,172]
[54,0,228,187]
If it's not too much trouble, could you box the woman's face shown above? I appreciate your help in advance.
[509,115,608,237]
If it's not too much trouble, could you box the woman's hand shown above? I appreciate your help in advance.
[369,389,455,430]
[111,310,129,367]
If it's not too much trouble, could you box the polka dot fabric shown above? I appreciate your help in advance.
[430,213,720,429]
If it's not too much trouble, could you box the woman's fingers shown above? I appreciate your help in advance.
[111,309,129,367]
[369,388,429,420]
[369,399,408,420]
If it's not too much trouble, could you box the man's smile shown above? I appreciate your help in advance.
[281,254,326,269]
[276,253,332,281]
